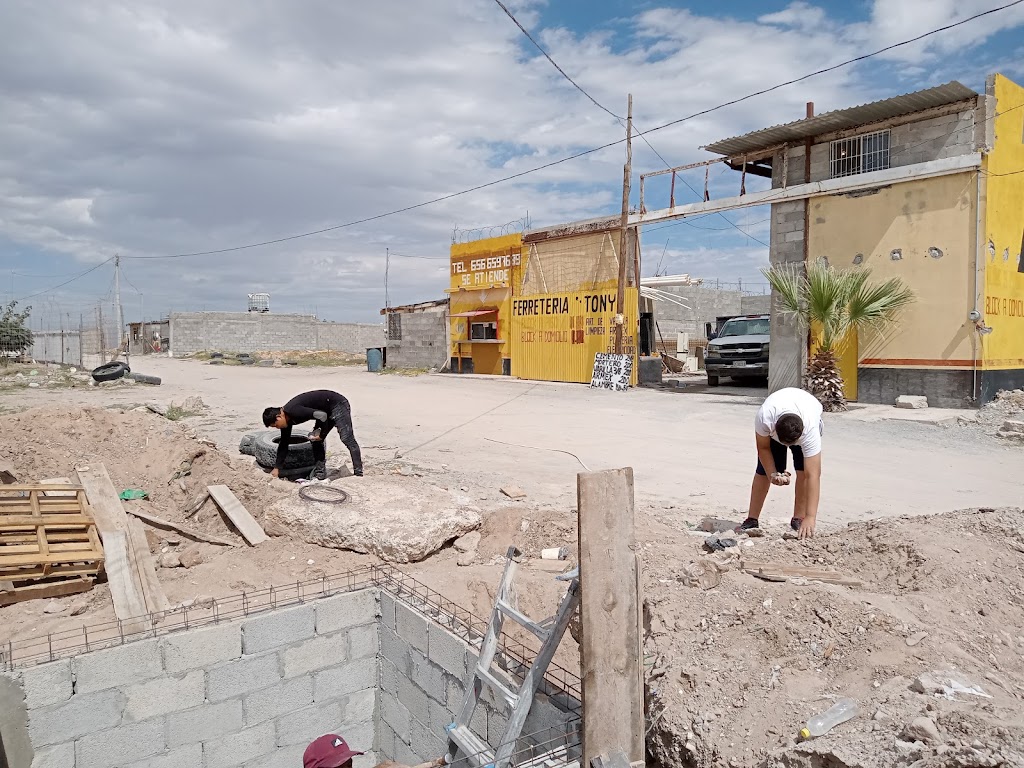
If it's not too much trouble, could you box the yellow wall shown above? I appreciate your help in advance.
[510,288,640,384]
[982,74,1024,370]
[448,234,523,375]
[807,172,979,374]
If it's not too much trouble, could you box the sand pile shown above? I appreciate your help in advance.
[642,508,1024,767]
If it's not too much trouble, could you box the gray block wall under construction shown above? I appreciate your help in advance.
[169,312,383,357]
[0,586,579,768]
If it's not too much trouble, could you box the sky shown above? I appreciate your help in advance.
[2,0,1023,328]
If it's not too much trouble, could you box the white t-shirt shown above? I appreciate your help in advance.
[754,388,824,456]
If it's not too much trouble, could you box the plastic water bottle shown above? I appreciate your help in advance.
[800,698,859,739]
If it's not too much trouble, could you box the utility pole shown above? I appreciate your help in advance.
[113,254,124,359]
[614,94,633,355]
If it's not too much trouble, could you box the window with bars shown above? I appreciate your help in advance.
[829,129,890,178]
[387,313,402,341]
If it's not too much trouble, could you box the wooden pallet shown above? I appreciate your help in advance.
[0,485,103,603]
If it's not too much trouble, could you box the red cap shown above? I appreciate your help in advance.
[303,735,364,768]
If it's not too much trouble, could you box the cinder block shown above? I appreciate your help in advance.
[377,722,397,761]
[409,650,446,704]
[410,716,445,761]
[19,660,72,709]
[395,739,422,766]
[342,687,376,723]
[342,718,376,758]
[244,743,307,768]
[380,692,410,735]
[349,624,379,660]
[428,696,455,733]
[314,658,377,702]
[354,751,379,768]
[242,604,316,655]
[395,602,429,653]
[167,699,244,747]
[72,639,163,694]
[161,622,241,674]
[28,689,125,747]
[75,718,165,768]
[445,675,466,713]
[130,744,205,768]
[487,702,511,746]
[28,742,75,768]
[427,626,468,680]
[397,669,431,731]
[380,657,400,696]
[281,631,349,678]
[275,700,344,747]
[379,627,410,673]
[123,669,205,722]
[245,674,314,727]
[468,702,487,741]
[315,589,379,635]
[207,652,281,702]
[204,721,277,766]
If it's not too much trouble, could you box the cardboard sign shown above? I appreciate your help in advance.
[590,353,633,391]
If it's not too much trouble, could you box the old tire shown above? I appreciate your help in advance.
[239,434,258,456]
[707,375,720,387]
[128,373,161,385]
[252,430,316,471]
[210,352,224,359]
[92,362,130,382]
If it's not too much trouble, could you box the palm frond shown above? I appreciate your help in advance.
[847,276,915,335]
[761,264,803,316]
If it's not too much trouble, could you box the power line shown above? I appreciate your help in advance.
[54,1,1024,265]
[13,257,114,303]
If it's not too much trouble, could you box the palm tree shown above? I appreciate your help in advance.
[762,259,915,412]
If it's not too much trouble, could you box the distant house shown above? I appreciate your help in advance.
[379,299,450,370]
[699,73,1024,408]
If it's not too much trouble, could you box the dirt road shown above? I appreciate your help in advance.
[6,358,1020,530]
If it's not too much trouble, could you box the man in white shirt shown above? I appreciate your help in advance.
[737,387,824,539]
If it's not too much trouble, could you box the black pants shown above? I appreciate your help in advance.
[313,398,363,474]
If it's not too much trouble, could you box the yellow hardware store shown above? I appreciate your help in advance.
[449,219,640,384]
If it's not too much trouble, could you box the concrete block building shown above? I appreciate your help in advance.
[380,299,450,370]
[697,73,1024,407]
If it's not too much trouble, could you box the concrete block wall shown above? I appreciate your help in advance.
[377,592,579,765]
[0,589,380,768]
[385,308,449,370]
[740,294,771,315]
[650,285,742,341]
[28,331,82,367]
[767,200,808,392]
[169,312,383,357]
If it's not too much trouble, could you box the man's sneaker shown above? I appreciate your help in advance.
[312,462,327,481]
[790,517,802,532]
[737,517,760,531]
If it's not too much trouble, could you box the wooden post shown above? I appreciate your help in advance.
[577,468,644,767]
[614,95,633,355]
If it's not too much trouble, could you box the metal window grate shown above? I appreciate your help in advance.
[829,129,890,178]
[387,312,402,341]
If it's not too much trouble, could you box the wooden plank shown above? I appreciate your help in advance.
[0,514,96,528]
[40,478,78,498]
[0,563,102,581]
[74,466,128,537]
[127,518,171,613]
[740,560,862,587]
[207,485,268,546]
[577,468,644,767]
[101,531,148,623]
[29,491,51,577]
[126,509,237,547]
[0,576,94,607]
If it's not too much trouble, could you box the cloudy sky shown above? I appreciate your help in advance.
[2,0,1023,327]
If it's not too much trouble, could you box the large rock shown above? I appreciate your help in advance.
[895,395,928,409]
[267,476,481,563]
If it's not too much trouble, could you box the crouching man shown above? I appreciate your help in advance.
[262,389,363,480]
[737,387,823,539]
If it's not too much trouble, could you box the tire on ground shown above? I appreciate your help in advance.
[252,430,316,470]
[92,362,130,382]
[128,372,161,385]
[239,434,258,456]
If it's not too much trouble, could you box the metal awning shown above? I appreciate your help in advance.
[449,310,498,318]
[704,81,978,158]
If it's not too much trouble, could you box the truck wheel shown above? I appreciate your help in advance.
[707,375,720,387]
[253,430,316,470]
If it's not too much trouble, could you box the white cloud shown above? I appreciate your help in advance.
[0,0,1021,322]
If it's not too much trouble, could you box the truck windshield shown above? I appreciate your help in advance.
[719,318,769,337]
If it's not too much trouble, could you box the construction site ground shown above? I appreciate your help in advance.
[2,358,1022,768]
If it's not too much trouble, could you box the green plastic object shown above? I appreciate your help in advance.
[119,489,149,500]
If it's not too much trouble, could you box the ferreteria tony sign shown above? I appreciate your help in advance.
[512,293,618,317]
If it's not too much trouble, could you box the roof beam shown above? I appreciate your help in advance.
[629,154,981,227]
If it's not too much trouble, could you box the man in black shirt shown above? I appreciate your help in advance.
[262,390,363,480]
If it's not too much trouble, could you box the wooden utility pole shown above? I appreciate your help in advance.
[577,467,644,767]
[614,94,633,355]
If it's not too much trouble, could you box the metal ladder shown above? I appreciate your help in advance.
[445,547,580,768]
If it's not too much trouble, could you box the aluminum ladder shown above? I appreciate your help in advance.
[445,547,580,768]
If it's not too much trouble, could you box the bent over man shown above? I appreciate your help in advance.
[737,387,823,539]
[262,389,363,480]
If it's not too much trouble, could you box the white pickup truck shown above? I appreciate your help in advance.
[704,314,770,386]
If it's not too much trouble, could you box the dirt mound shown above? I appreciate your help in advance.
[642,508,1024,768]
[0,405,288,543]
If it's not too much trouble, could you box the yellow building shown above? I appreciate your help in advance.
[448,219,640,384]
[701,73,1024,407]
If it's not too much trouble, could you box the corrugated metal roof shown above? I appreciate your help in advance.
[704,81,978,158]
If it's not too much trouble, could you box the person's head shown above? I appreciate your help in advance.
[303,734,363,768]
[262,407,287,429]
[776,413,804,445]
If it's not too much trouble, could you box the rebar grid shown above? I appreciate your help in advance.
[448,718,583,768]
